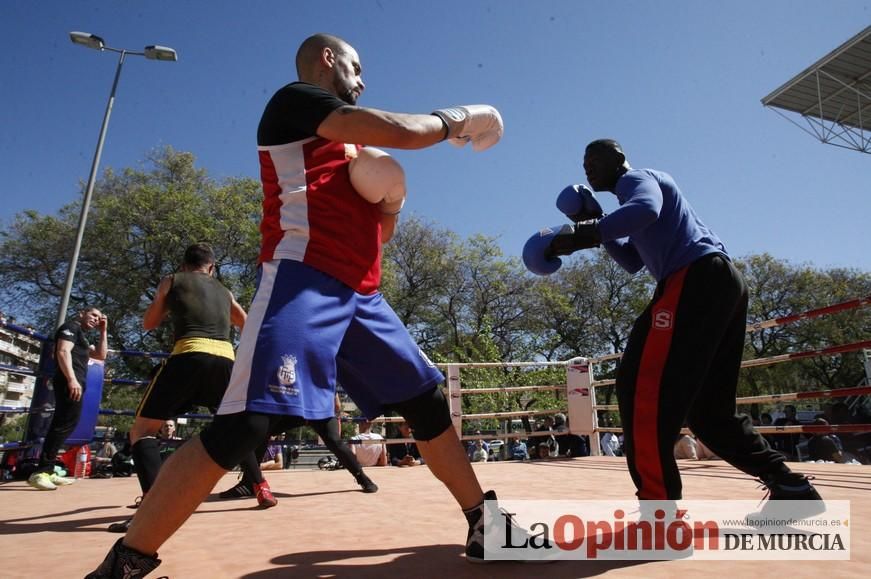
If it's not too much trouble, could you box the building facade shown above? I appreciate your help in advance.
[0,322,42,411]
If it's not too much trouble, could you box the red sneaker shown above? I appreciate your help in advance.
[254,481,278,509]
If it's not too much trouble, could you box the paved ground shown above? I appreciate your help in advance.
[1,457,868,578]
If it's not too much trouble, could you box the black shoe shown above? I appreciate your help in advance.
[463,490,556,563]
[85,538,161,578]
[354,472,378,493]
[463,490,494,563]
[759,471,822,500]
[755,471,825,520]
[218,480,254,499]
[126,495,143,509]
[107,518,132,534]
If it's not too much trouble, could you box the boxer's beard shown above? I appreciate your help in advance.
[335,81,357,105]
[340,90,357,105]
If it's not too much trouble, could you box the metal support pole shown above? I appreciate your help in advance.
[55,51,127,329]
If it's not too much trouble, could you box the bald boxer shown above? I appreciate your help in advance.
[88,33,505,577]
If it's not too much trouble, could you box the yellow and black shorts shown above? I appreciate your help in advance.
[136,338,234,420]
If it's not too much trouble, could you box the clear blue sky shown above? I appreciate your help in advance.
[2,1,869,273]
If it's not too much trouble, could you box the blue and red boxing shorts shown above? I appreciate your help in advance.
[217,259,444,420]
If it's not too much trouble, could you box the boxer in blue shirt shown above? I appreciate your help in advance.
[524,139,821,505]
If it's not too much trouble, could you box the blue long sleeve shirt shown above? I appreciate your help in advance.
[597,169,727,282]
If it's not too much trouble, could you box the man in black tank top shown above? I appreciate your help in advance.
[106,243,250,532]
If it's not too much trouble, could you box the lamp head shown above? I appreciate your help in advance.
[144,45,178,61]
[70,31,105,51]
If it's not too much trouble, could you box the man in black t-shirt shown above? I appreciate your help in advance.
[88,33,507,577]
[28,307,108,491]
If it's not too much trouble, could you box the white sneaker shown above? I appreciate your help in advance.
[27,472,57,491]
[49,473,75,486]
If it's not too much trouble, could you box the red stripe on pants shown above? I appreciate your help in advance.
[633,266,688,499]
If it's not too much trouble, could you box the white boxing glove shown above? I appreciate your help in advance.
[432,104,504,152]
[348,147,407,211]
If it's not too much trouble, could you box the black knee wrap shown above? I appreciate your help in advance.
[131,437,162,494]
[200,412,271,470]
[390,386,452,441]
[200,412,305,470]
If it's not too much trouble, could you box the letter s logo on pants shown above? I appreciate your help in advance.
[653,309,673,330]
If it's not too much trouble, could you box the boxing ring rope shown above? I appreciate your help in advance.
[745,294,871,333]
[577,305,871,456]
[3,295,870,463]
[0,321,210,464]
[397,296,871,458]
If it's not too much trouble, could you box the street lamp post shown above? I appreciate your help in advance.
[56,32,177,329]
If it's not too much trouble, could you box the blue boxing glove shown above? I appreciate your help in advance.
[522,225,566,275]
[549,220,601,255]
[556,184,604,222]
[523,221,602,276]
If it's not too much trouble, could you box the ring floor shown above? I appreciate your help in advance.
[1,457,868,578]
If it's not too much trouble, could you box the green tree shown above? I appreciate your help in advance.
[738,254,871,407]
[380,215,460,351]
[0,147,261,431]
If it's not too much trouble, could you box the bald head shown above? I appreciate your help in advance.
[585,139,624,158]
[583,138,630,193]
[296,33,352,81]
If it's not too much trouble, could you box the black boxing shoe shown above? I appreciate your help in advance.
[751,471,825,521]
[218,480,254,499]
[85,538,162,578]
[759,471,822,500]
[463,490,555,563]
[354,472,378,493]
[463,490,494,563]
[106,517,132,534]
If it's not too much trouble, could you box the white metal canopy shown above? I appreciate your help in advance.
[762,25,871,154]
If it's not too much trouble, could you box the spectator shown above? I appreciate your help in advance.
[95,434,118,461]
[674,435,699,460]
[157,419,184,462]
[674,434,719,460]
[534,442,552,460]
[774,405,799,425]
[221,394,379,498]
[389,421,423,467]
[91,433,119,478]
[111,435,135,478]
[350,419,387,467]
[759,412,777,448]
[773,405,801,459]
[600,432,622,457]
[818,404,834,423]
[806,419,846,463]
[695,437,718,460]
[466,430,489,460]
[552,413,587,457]
[158,419,179,441]
[508,437,529,461]
[831,402,852,425]
[259,436,284,471]
[470,439,488,463]
[533,417,558,455]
